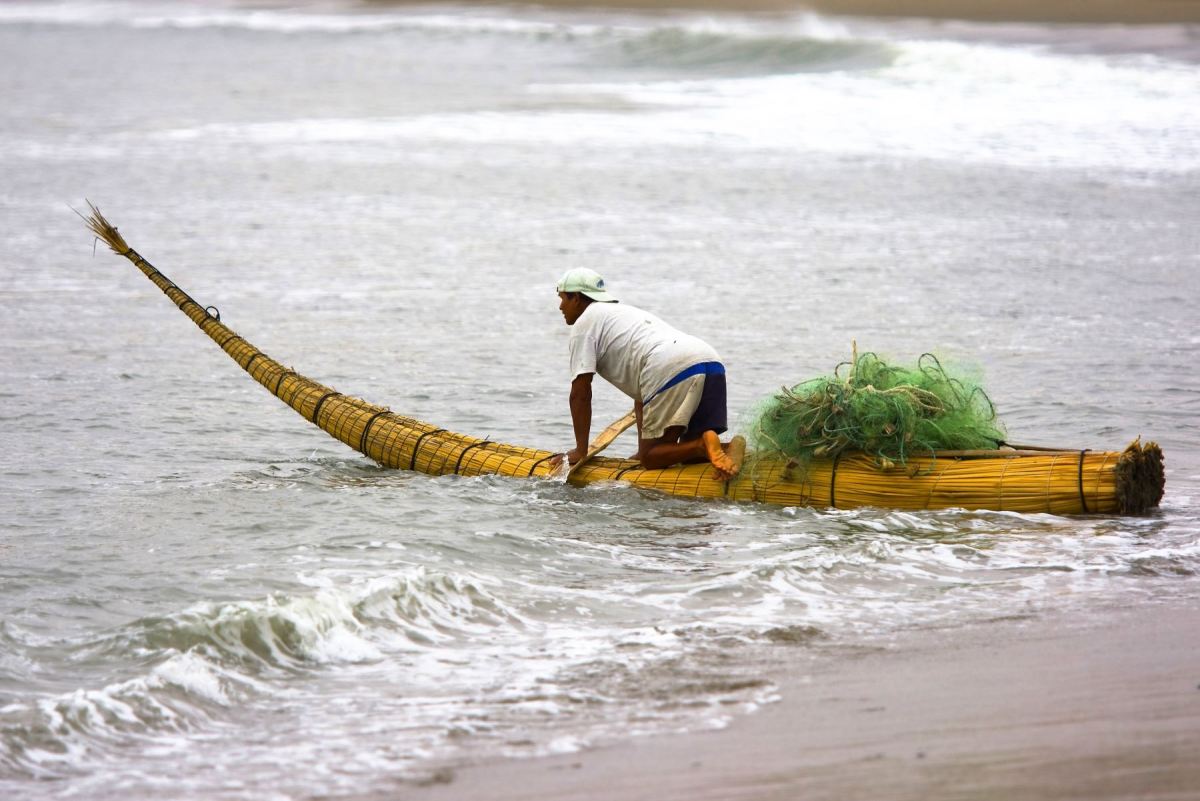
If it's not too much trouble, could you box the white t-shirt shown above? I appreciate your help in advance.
[567,302,720,401]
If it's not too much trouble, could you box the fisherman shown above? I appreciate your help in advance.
[556,268,738,479]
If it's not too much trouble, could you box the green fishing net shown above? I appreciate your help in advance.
[748,350,1006,468]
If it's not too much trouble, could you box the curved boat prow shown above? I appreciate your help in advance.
[82,203,563,481]
[83,205,1164,516]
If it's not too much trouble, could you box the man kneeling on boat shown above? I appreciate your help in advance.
[556,268,739,480]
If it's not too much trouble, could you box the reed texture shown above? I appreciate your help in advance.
[83,204,1164,515]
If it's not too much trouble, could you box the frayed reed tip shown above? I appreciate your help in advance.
[75,200,130,255]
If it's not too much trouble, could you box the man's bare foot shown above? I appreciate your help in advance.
[726,435,746,477]
[702,431,739,480]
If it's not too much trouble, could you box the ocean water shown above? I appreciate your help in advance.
[1,1,1198,797]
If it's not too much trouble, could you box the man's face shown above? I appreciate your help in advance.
[558,291,588,325]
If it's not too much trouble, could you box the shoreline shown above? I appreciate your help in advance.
[358,0,1200,24]
[414,599,1200,800]
[801,1,1200,23]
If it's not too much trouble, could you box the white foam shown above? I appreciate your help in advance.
[560,40,1200,172]
[150,651,231,705]
[27,1,1186,173]
[0,1,848,41]
[148,39,1200,174]
[0,0,596,36]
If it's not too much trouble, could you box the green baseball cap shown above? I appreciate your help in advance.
[556,268,617,302]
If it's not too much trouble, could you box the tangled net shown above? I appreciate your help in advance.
[749,349,1006,468]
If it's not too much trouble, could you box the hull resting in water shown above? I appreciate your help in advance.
[83,206,1165,516]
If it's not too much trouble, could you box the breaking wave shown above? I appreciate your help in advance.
[0,1,893,76]
[0,568,530,778]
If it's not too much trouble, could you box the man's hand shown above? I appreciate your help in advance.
[548,448,585,472]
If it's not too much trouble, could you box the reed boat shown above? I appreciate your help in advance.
[83,207,1164,516]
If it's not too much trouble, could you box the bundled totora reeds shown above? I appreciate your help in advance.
[81,204,1165,516]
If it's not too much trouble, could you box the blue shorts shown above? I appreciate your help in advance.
[683,370,727,441]
[644,361,728,442]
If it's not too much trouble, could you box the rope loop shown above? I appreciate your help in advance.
[452,439,491,475]
[1077,449,1091,514]
[527,452,562,477]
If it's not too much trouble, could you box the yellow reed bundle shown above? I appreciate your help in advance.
[82,204,1164,516]
[726,443,1162,515]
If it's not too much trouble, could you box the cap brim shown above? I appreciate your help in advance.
[580,289,616,302]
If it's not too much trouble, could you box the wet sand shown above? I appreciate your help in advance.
[786,1,1200,24]
[364,0,1200,24]
[417,600,1200,800]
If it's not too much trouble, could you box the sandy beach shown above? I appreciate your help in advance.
[363,0,1200,24]
[417,600,1200,800]
[788,1,1200,24]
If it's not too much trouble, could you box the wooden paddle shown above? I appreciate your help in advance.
[561,407,638,479]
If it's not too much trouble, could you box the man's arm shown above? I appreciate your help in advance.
[630,398,644,459]
[567,372,594,464]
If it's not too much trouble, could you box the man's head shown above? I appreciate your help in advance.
[556,268,616,326]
